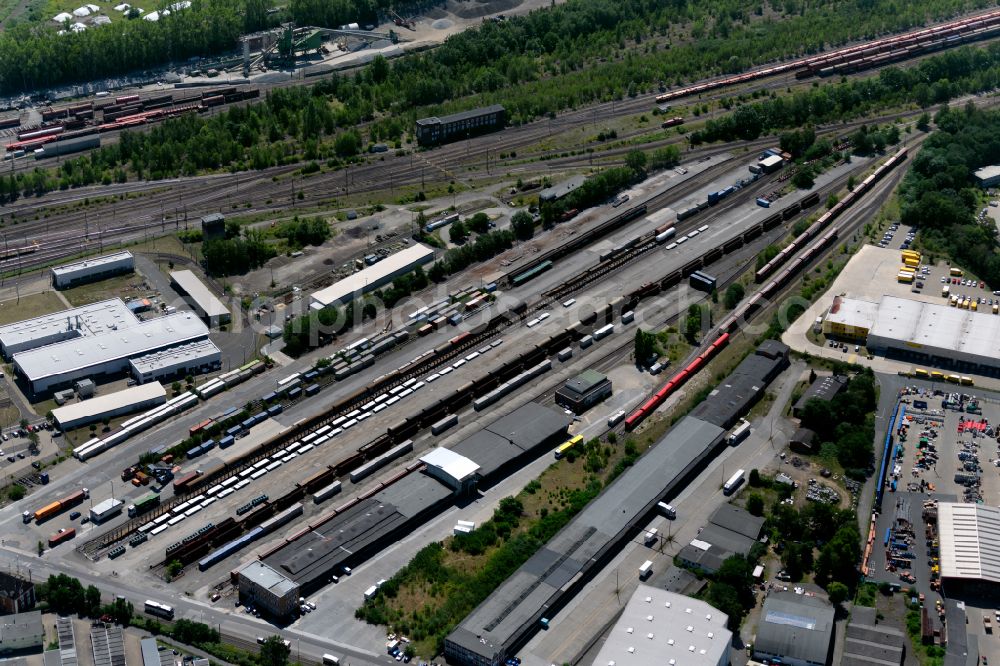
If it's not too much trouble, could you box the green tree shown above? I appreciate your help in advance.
[723,282,744,310]
[827,581,849,606]
[634,329,656,364]
[260,635,291,666]
[84,585,102,617]
[625,149,647,174]
[7,484,25,501]
[449,219,469,244]
[684,304,703,343]
[815,523,861,587]
[467,212,490,234]
[916,112,931,131]
[511,211,534,241]
[746,493,764,517]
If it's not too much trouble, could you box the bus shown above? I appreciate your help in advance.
[914,368,930,378]
[554,435,584,459]
[723,469,745,496]
[144,600,175,620]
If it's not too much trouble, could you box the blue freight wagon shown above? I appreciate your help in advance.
[241,418,255,430]
[305,384,320,397]
[186,446,203,460]
[303,371,319,382]
[884,528,891,545]
[201,439,217,452]
[266,404,283,417]
[219,435,235,449]
[262,392,277,403]
[288,386,303,399]
[226,425,242,438]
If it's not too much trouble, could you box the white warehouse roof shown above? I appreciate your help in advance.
[867,294,1000,367]
[0,298,137,358]
[14,312,209,385]
[51,382,166,429]
[420,447,480,485]
[51,250,133,283]
[311,244,435,309]
[169,269,230,320]
[938,502,1000,584]
[130,338,221,375]
[824,297,878,331]
[591,585,730,666]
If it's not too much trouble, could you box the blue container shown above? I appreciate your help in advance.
[262,392,277,403]
[266,404,283,417]
[241,417,255,430]
[201,439,216,452]
[219,435,235,449]
[186,446,202,460]
[226,425,242,437]
[756,197,771,208]
[288,386,303,399]
[304,371,318,382]
[305,384,320,397]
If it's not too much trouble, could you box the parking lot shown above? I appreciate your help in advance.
[868,380,1000,662]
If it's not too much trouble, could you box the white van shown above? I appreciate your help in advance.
[657,501,676,519]
[323,655,340,665]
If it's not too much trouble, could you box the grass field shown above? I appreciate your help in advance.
[0,291,66,325]
[61,273,147,307]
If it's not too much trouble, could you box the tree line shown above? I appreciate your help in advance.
[3,0,998,194]
[899,103,1000,289]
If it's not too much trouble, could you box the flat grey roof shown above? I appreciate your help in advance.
[755,591,834,666]
[140,638,173,666]
[0,611,42,644]
[14,312,209,382]
[539,175,586,202]
[448,415,725,660]
[129,339,220,374]
[560,369,608,397]
[241,560,298,597]
[590,586,730,666]
[974,165,1000,181]
[51,251,133,278]
[451,403,570,479]
[689,345,787,428]
[708,504,765,540]
[51,382,165,425]
[0,298,137,353]
[843,607,904,666]
[169,270,229,319]
[416,104,504,126]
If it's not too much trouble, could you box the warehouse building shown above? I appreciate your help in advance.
[822,295,878,342]
[129,339,221,384]
[974,165,1000,188]
[842,606,905,666]
[311,244,435,310]
[238,561,300,620]
[590,586,731,666]
[140,638,174,666]
[13,312,210,395]
[0,572,36,615]
[937,502,1000,596]
[444,342,790,666]
[51,382,166,431]
[0,611,43,653]
[51,251,134,289]
[689,339,789,429]
[554,369,612,414]
[539,175,587,203]
[825,294,1000,373]
[169,270,230,325]
[262,403,570,599]
[415,104,505,147]
[793,374,847,417]
[0,298,136,360]
[753,590,834,666]
[677,504,765,574]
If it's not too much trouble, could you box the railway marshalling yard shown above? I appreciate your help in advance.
[5,50,1000,666]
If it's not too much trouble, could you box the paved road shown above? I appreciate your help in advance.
[521,361,806,666]
[0,543,387,666]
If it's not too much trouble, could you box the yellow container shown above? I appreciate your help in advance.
[915,368,930,378]
[947,374,960,384]
[931,371,945,380]
[960,376,974,386]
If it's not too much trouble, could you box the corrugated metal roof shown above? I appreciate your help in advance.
[51,251,133,277]
[754,591,834,665]
[938,502,1000,583]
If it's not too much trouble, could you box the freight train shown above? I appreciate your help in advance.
[6,88,260,154]
[654,9,1000,105]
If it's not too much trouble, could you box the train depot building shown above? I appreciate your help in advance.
[554,369,612,413]
[415,104,506,147]
[50,251,134,289]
